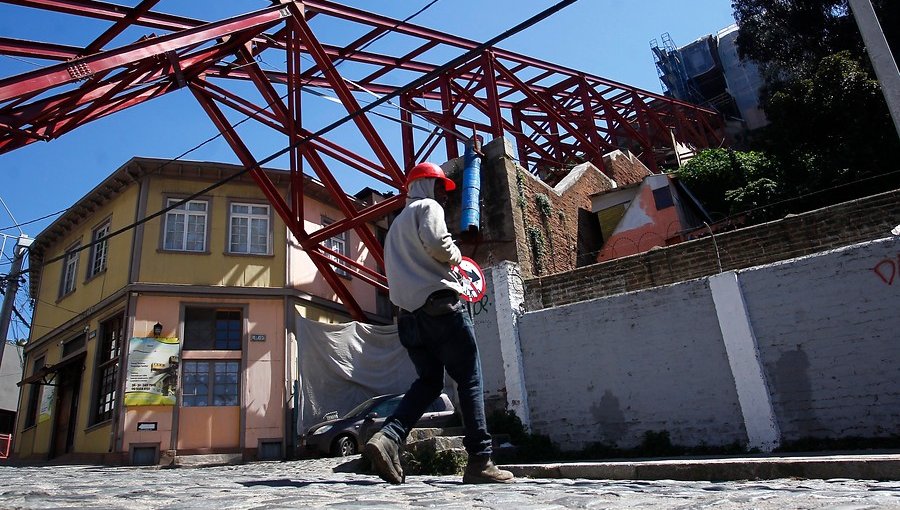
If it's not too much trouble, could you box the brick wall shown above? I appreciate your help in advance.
[741,239,900,442]
[514,163,615,276]
[525,188,900,311]
[445,137,652,279]
[514,237,900,451]
[518,278,748,451]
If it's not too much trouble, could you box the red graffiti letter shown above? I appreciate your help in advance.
[873,259,896,285]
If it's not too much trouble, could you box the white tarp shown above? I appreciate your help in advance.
[296,317,415,432]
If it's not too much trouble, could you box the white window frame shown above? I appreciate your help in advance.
[88,220,110,278]
[60,244,79,297]
[228,202,271,255]
[321,216,350,277]
[163,198,208,252]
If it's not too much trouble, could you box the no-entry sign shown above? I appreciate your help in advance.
[452,256,486,303]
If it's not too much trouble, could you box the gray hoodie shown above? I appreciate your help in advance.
[384,178,463,312]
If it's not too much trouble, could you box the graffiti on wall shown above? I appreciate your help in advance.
[472,293,491,316]
[872,254,900,285]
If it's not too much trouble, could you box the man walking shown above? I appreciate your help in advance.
[365,161,514,485]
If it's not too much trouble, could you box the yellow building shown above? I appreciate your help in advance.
[13,158,388,464]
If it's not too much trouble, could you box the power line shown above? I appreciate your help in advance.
[16,0,580,276]
[714,167,900,225]
[5,1,582,348]
[10,305,29,329]
[315,0,442,73]
[2,2,447,273]
[1,54,42,67]
[0,195,24,237]
[0,207,69,232]
[260,0,580,173]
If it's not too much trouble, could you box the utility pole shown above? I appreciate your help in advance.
[0,235,32,368]
[849,0,900,140]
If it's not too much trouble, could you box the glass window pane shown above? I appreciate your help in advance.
[186,215,206,251]
[211,361,240,407]
[182,361,210,407]
[250,218,267,253]
[164,200,206,251]
[230,217,248,253]
[184,308,217,350]
[164,213,185,250]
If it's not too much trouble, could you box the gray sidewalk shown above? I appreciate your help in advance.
[505,452,900,482]
[1,453,899,509]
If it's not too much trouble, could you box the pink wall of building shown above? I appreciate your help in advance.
[122,295,285,456]
[597,175,684,262]
[288,199,379,314]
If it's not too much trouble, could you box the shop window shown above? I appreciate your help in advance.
[229,202,270,255]
[23,356,45,428]
[321,216,349,277]
[59,244,79,298]
[163,198,208,252]
[183,308,242,351]
[181,360,240,407]
[92,316,122,424]
[87,220,110,278]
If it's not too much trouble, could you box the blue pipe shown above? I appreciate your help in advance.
[460,138,481,234]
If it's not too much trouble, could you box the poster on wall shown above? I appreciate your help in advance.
[124,337,180,406]
[37,378,56,423]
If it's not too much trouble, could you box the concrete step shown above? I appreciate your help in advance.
[502,453,900,481]
[172,453,242,468]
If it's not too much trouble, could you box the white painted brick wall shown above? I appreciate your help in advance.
[739,237,900,442]
[517,280,747,451]
[507,236,900,452]
[470,267,508,411]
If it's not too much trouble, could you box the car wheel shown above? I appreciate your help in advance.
[331,435,357,457]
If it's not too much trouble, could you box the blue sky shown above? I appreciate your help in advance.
[0,0,736,338]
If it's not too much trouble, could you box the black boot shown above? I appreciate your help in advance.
[462,456,514,484]
[365,431,404,484]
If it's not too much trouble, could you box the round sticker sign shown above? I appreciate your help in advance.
[452,256,486,303]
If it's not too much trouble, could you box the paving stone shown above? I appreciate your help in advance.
[0,456,899,509]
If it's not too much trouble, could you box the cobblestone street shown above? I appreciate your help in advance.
[1,456,899,509]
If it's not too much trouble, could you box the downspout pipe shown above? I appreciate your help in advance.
[460,137,482,234]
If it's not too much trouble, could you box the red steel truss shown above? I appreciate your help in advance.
[0,0,724,320]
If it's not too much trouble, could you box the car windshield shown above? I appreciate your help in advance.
[370,397,402,417]
[342,395,394,419]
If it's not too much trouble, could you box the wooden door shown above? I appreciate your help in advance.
[51,367,81,458]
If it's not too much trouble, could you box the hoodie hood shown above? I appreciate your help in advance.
[406,177,436,204]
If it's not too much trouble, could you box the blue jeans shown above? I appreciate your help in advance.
[380,295,492,458]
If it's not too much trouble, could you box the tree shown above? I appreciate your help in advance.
[763,52,899,189]
[728,0,900,216]
[676,149,781,221]
[732,0,897,75]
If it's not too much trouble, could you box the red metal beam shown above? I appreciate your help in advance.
[0,0,726,319]
[0,0,200,31]
[0,37,80,60]
[84,0,163,54]
[289,6,404,187]
[0,4,287,102]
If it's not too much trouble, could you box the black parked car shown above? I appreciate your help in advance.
[302,393,455,457]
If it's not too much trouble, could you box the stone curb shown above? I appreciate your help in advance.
[502,454,900,481]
